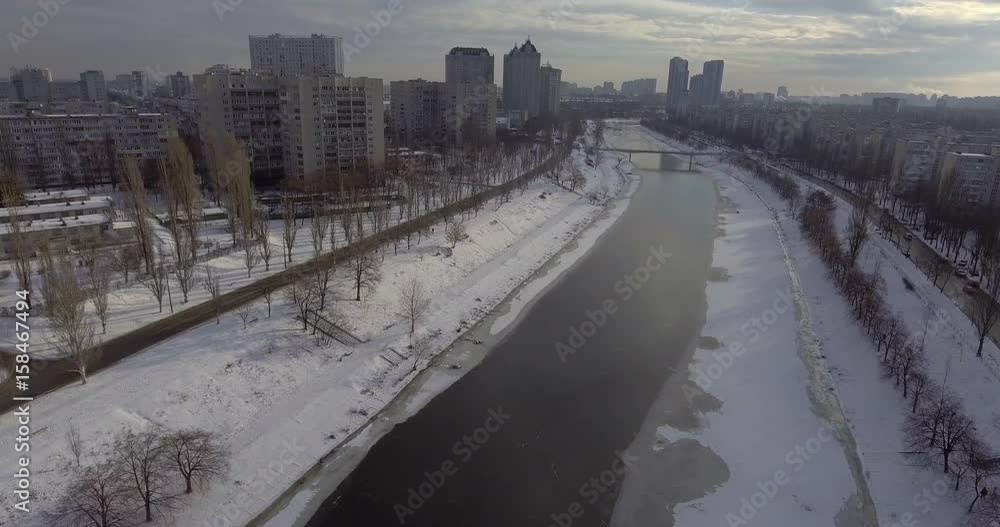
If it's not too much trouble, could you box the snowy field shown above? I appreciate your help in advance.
[0,126,637,527]
[643,125,1000,527]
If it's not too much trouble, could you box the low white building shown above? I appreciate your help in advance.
[0,192,130,258]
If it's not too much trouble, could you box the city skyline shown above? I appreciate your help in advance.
[4,0,1000,97]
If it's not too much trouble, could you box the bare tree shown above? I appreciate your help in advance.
[972,251,1000,357]
[54,462,132,527]
[122,158,155,274]
[89,259,112,334]
[397,277,431,344]
[201,266,222,324]
[162,429,230,494]
[923,257,952,291]
[66,421,83,467]
[142,251,168,313]
[110,244,140,287]
[46,251,96,384]
[310,195,330,256]
[410,335,432,373]
[286,276,317,330]
[161,138,202,263]
[312,266,334,311]
[0,174,33,302]
[445,222,467,248]
[255,210,274,272]
[350,251,381,301]
[845,205,870,265]
[236,304,252,329]
[115,430,175,523]
[262,286,273,318]
[281,192,299,266]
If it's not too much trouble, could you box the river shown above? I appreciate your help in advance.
[293,124,721,526]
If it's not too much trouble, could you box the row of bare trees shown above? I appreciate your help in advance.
[793,189,1000,521]
[53,427,229,526]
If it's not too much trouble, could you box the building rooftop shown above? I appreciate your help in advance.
[0,213,110,235]
[0,196,113,219]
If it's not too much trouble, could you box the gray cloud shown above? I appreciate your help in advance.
[1,0,998,96]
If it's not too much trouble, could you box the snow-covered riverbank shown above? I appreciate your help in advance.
[0,125,639,527]
[610,124,869,526]
[635,122,1000,527]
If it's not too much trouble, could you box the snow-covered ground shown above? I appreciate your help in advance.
[643,125,1000,526]
[0,126,638,526]
[0,199,418,358]
[608,125,868,526]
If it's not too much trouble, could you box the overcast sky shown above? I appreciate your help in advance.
[4,0,1000,97]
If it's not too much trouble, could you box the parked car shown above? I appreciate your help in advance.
[904,233,914,241]
[956,269,969,278]
[964,284,979,294]
[958,260,968,268]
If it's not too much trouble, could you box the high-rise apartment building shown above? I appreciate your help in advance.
[620,78,656,97]
[939,152,1000,209]
[390,78,496,148]
[79,70,107,101]
[688,74,705,105]
[195,69,285,187]
[49,80,82,100]
[196,68,385,186]
[777,85,789,99]
[666,57,689,107]
[446,47,494,84]
[503,39,542,118]
[130,70,150,99]
[10,66,52,102]
[280,75,385,180]
[249,34,345,76]
[167,71,192,98]
[701,60,725,106]
[540,63,562,115]
[0,109,177,188]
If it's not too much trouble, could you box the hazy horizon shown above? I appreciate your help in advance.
[4,0,1000,98]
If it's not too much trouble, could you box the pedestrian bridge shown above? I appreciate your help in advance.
[598,148,719,170]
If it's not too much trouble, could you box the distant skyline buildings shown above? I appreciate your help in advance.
[701,60,725,106]
[249,33,345,76]
[666,57,688,107]
[446,47,494,84]
[502,39,542,118]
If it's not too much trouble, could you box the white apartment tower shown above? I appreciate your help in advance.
[79,70,107,101]
[195,69,286,187]
[10,66,52,102]
[279,75,385,180]
[540,63,562,115]
[249,34,345,76]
